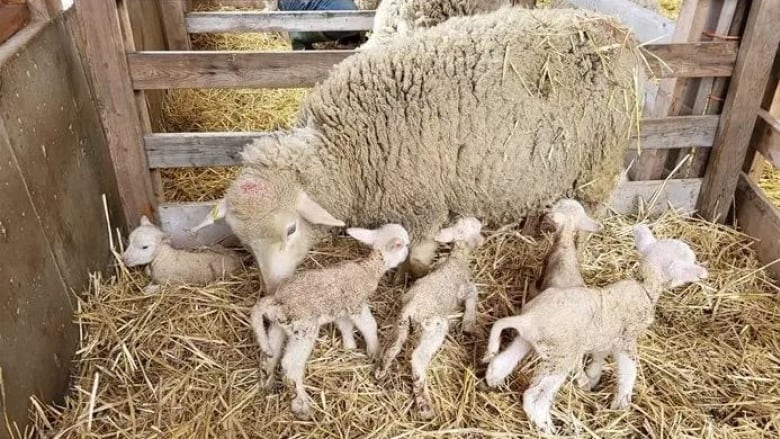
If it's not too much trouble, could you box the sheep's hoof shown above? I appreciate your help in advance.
[291,397,312,420]
[415,396,435,420]
[610,396,631,411]
[143,284,160,295]
[480,352,495,364]
[578,375,599,391]
[462,322,476,335]
[484,370,505,388]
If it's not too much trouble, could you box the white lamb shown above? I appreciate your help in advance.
[482,224,708,434]
[375,217,484,419]
[122,216,244,294]
[527,198,602,300]
[250,223,410,419]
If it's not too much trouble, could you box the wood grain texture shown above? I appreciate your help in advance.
[187,10,375,33]
[75,0,156,227]
[698,0,780,222]
[0,4,30,44]
[127,43,736,90]
[159,0,191,50]
[754,109,780,167]
[609,178,702,217]
[144,116,720,168]
[735,173,780,282]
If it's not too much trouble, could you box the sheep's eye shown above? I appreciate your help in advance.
[286,223,297,236]
[141,245,149,250]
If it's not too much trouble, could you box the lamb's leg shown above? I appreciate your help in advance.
[411,317,449,419]
[261,322,287,390]
[485,336,532,387]
[350,305,379,358]
[281,323,319,420]
[522,362,569,435]
[376,317,411,380]
[335,317,357,350]
[578,351,608,391]
[461,283,478,334]
[610,344,638,410]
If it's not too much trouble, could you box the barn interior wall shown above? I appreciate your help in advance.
[0,9,122,437]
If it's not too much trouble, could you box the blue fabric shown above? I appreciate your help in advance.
[279,0,363,49]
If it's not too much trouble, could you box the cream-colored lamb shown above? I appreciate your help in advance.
[375,217,484,419]
[527,198,602,300]
[482,224,708,434]
[122,216,243,294]
[250,224,410,419]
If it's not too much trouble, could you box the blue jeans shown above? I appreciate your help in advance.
[278,0,363,50]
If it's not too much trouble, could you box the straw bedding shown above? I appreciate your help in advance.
[20,209,780,438]
[759,165,780,208]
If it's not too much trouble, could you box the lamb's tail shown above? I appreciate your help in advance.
[250,297,281,356]
[482,315,531,363]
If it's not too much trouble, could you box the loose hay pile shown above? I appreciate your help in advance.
[759,164,780,208]
[23,211,780,438]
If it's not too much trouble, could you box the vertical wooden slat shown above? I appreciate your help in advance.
[75,0,156,227]
[159,0,191,50]
[697,0,780,222]
[27,0,63,19]
[745,58,780,181]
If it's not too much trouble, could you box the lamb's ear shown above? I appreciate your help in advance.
[347,227,376,246]
[296,192,345,227]
[140,215,152,226]
[668,261,708,285]
[435,226,456,243]
[578,215,602,233]
[189,198,228,234]
[633,224,656,255]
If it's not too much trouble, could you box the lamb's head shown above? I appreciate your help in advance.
[122,216,167,267]
[347,224,410,269]
[634,224,708,288]
[541,198,602,234]
[435,217,485,249]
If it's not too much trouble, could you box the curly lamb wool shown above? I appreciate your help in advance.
[215,7,643,294]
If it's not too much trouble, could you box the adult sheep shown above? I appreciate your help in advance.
[202,8,643,293]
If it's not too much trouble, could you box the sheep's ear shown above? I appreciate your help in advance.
[140,215,152,226]
[347,227,377,245]
[668,261,708,285]
[578,215,602,233]
[633,224,656,255]
[435,226,456,243]
[189,198,227,234]
[296,192,345,227]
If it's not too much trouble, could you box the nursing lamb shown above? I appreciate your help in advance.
[482,225,708,434]
[199,8,641,296]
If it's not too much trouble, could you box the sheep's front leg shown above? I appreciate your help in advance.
[335,317,357,350]
[578,351,608,391]
[411,317,449,419]
[461,283,478,333]
[350,305,379,358]
[522,361,570,434]
[376,317,411,380]
[260,322,287,390]
[611,344,638,410]
[281,323,319,420]
[485,336,532,387]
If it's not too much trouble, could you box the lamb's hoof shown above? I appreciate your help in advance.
[143,284,160,295]
[610,396,631,411]
[462,322,476,335]
[416,396,435,420]
[481,352,495,365]
[291,397,312,420]
[341,338,357,350]
[260,375,280,393]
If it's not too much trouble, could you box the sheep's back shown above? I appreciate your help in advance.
[302,8,640,227]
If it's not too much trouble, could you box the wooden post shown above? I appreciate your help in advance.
[75,0,157,227]
[744,56,780,182]
[697,0,780,222]
[159,0,191,50]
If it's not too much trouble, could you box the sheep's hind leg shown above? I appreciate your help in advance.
[411,317,449,419]
[522,361,569,435]
[350,305,379,358]
[335,317,357,350]
[281,323,319,420]
[610,344,638,410]
[485,336,532,387]
[261,322,287,391]
[376,318,411,380]
[578,351,608,391]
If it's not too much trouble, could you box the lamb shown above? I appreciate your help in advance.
[361,0,512,50]
[374,217,484,419]
[527,198,602,300]
[481,225,708,434]
[198,8,641,300]
[250,223,410,419]
[122,216,243,294]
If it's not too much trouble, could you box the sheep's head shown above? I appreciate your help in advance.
[347,224,410,269]
[122,216,167,267]
[541,198,602,234]
[435,217,485,248]
[633,224,708,288]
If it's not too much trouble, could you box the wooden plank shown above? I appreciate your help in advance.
[566,0,675,43]
[159,0,191,50]
[187,10,375,33]
[754,109,780,168]
[745,55,780,180]
[127,43,736,90]
[609,178,702,216]
[735,173,780,282]
[159,179,701,249]
[0,4,30,45]
[144,115,720,168]
[698,0,780,222]
[75,0,156,227]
